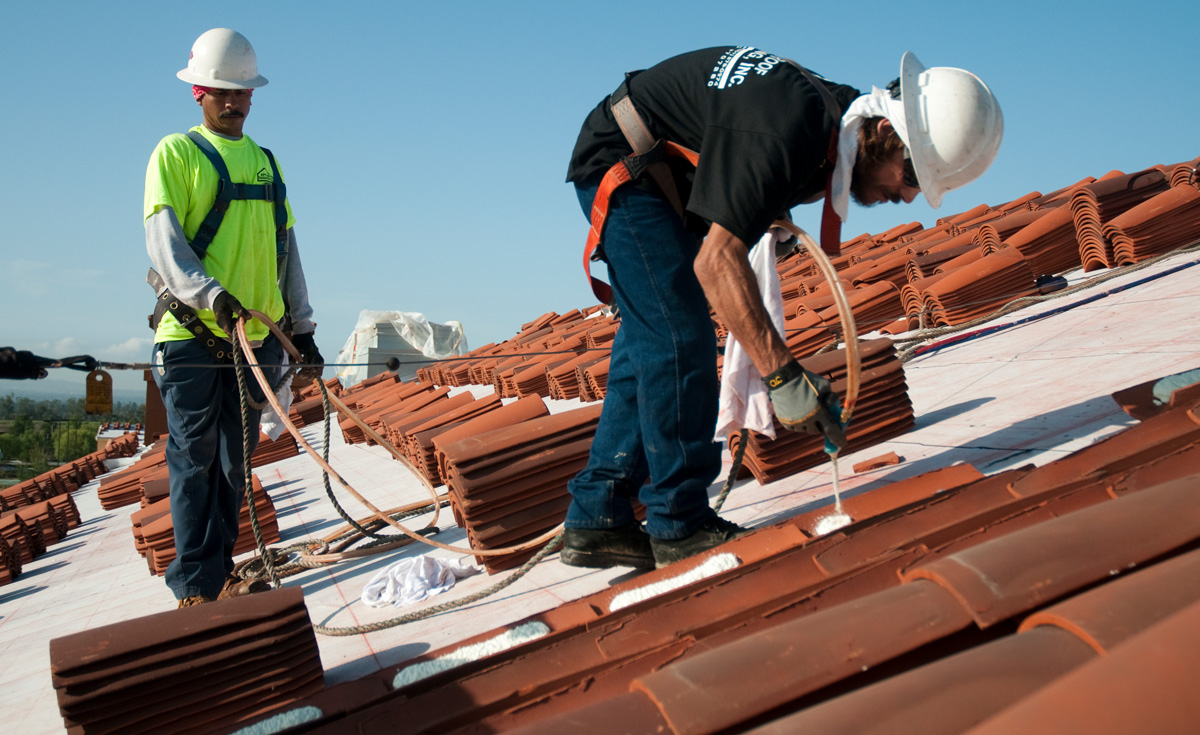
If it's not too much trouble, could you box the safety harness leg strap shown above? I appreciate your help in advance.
[582,139,699,304]
[584,76,699,304]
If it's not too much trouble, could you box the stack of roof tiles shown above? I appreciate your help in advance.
[0,532,19,584]
[97,443,168,510]
[0,437,124,586]
[49,588,323,735]
[0,511,44,566]
[399,393,504,484]
[383,389,477,452]
[251,432,301,467]
[547,352,608,400]
[731,338,914,484]
[229,375,1200,734]
[1003,201,1079,276]
[337,379,441,445]
[7,500,71,546]
[439,403,604,573]
[772,161,1200,333]
[133,475,279,577]
[1,444,115,513]
[427,396,609,574]
[287,377,347,428]
[431,395,550,488]
[922,246,1038,325]
[1071,168,1170,271]
[1106,176,1200,265]
[415,308,617,398]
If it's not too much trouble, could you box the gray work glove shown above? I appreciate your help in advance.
[213,290,249,338]
[290,331,325,385]
[765,361,848,450]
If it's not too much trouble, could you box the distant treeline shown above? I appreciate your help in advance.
[0,394,144,479]
[0,393,144,423]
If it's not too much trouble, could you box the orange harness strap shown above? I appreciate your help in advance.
[583,141,699,304]
[819,128,842,256]
[583,61,844,304]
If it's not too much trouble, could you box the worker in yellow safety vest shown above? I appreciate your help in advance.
[144,29,324,608]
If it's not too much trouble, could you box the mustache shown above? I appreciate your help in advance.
[220,110,245,118]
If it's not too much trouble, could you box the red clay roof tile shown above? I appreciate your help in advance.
[904,475,1200,627]
[1020,544,1200,654]
[966,597,1200,734]
[629,579,972,735]
[746,625,1095,735]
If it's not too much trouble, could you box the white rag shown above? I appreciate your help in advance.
[257,352,294,442]
[829,87,911,223]
[360,555,481,608]
[714,229,788,442]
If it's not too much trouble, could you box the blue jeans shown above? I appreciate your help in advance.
[152,335,281,599]
[565,178,721,540]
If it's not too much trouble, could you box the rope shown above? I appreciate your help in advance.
[233,335,281,588]
[215,315,578,637]
[312,379,433,541]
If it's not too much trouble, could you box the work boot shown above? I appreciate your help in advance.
[650,517,750,569]
[177,595,214,609]
[218,574,271,599]
[561,521,656,569]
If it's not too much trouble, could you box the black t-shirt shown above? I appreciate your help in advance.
[567,46,861,246]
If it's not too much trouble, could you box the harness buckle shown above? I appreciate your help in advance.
[619,139,667,181]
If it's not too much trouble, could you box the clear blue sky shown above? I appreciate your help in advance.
[2,0,1197,401]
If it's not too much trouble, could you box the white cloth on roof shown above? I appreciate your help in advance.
[714,228,788,442]
[360,555,482,609]
[829,87,911,223]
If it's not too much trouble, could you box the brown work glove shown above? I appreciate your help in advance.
[290,331,324,385]
[213,291,249,338]
[765,360,848,450]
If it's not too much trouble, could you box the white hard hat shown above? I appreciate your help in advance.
[899,52,1002,208]
[176,28,268,89]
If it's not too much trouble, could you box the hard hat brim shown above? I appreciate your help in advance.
[899,52,946,209]
[176,69,269,89]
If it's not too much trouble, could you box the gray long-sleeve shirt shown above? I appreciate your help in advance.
[145,206,315,336]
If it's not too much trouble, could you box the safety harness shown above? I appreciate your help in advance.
[149,131,289,362]
[583,63,845,304]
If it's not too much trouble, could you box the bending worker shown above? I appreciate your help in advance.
[561,47,1001,570]
[144,29,324,608]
